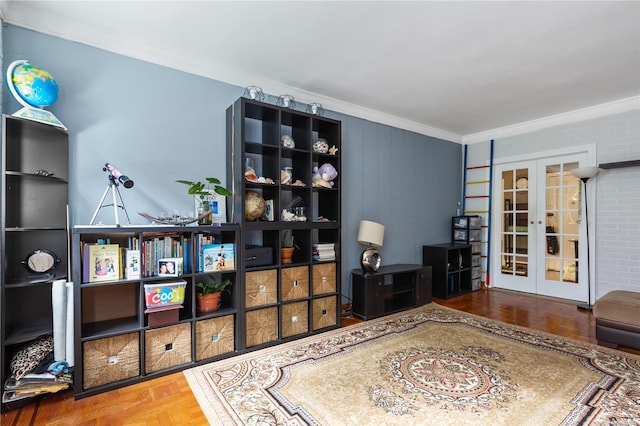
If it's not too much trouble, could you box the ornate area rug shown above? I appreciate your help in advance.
[184,304,640,425]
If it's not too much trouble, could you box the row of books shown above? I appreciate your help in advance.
[81,234,236,283]
[313,242,336,261]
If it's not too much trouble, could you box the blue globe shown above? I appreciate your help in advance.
[6,60,59,108]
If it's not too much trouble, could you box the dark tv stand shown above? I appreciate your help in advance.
[351,264,432,320]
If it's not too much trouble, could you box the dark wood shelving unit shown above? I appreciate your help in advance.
[72,225,240,399]
[599,160,640,169]
[226,97,342,350]
[351,264,432,320]
[1,116,69,412]
[423,244,473,299]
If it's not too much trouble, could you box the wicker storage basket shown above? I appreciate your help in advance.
[245,269,278,308]
[312,296,337,331]
[144,323,191,374]
[195,314,235,361]
[82,332,139,390]
[312,262,336,295]
[246,307,278,347]
[281,301,308,338]
[281,266,309,301]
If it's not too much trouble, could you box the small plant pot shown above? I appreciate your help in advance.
[197,292,221,313]
[281,247,294,264]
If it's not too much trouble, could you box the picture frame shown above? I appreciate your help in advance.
[157,257,183,277]
[194,190,227,223]
[265,199,275,221]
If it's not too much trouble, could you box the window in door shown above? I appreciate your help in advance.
[543,162,580,284]
[501,168,530,277]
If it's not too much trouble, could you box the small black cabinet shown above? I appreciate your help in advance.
[423,244,473,299]
[351,264,432,320]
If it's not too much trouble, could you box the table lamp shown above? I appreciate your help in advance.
[357,220,385,273]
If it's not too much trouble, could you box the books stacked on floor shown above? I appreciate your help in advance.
[2,335,72,404]
[3,372,72,403]
[313,242,335,261]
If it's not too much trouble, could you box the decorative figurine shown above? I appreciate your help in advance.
[328,145,339,155]
[281,135,295,149]
[313,138,329,153]
[312,163,338,188]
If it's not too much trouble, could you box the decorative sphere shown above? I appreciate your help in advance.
[6,60,59,108]
[245,191,266,221]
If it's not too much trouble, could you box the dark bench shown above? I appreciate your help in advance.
[593,290,640,350]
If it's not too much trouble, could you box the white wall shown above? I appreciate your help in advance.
[468,109,640,299]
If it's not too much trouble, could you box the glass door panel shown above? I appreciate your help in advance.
[537,160,584,299]
[495,161,536,294]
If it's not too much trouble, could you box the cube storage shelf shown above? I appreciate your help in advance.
[226,97,342,351]
[1,116,69,412]
[71,97,343,400]
[423,244,474,299]
[72,225,240,399]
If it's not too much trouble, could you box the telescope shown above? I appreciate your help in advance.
[90,163,134,225]
[104,163,134,188]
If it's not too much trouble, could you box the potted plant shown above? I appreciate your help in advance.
[175,177,232,225]
[280,229,298,264]
[195,276,232,313]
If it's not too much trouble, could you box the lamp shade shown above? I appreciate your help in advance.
[572,166,600,180]
[357,220,384,248]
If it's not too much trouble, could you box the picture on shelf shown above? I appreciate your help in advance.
[195,190,226,223]
[202,243,235,271]
[157,257,183,277]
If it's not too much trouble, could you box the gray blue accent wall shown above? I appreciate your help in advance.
[2,25,462,303]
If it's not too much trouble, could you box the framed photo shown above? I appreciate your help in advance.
[202,244,235,271]
[157,257,183,277]
[195,190,227,223]
[265,199,275,221]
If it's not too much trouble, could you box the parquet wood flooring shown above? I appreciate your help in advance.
[2,288,636,425]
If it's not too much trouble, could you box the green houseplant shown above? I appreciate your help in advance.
[280,229,298,264]
[196,276,232,313]
[176,177,232,225]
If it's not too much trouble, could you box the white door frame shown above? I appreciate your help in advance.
[490,144,597,303]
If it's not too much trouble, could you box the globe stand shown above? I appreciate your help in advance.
[89,175,131,226]
[6,59,67,130]
[12,107,67,130]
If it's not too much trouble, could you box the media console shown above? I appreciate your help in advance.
[351,264,432,320]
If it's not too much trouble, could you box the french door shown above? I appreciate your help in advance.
[492,154,590,302]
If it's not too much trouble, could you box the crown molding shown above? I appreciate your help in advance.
[3,14,636,147]
[462,96,640,145]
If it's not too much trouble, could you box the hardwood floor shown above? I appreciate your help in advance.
[3,288,637,425]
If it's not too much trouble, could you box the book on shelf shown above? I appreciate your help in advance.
[313,242,336,261]
[124,249,141,279]
[313,242,335,249]
[86,243,120,283]
[202,243,235,272]
[141,233,189,277]
[313,253,336,261]
[194,233,215,272]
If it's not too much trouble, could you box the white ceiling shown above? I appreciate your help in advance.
[1,1,639,143]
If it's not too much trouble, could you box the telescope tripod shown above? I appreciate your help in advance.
[89,175,131,226]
